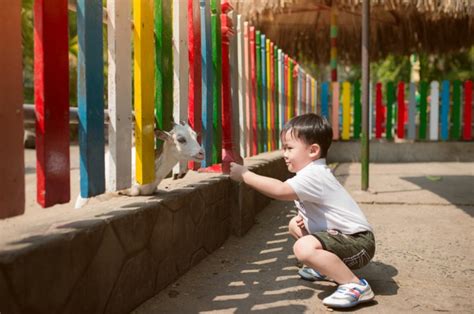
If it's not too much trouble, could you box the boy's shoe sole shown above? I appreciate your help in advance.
[298,267,331,282]
[322,279,375,308]
[323,293,375,308]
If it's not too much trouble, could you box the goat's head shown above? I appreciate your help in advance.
[155,121,205,162]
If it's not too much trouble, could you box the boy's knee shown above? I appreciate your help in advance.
[288,216,297,227]
[288,217,299,237]
[293,236,322,262]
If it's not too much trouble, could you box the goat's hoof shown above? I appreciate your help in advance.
[117,189,130,196]
[174,172,187,180]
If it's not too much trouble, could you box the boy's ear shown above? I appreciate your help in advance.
[309,144,321,159]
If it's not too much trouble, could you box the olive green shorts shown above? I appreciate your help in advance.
[312,230,375,270]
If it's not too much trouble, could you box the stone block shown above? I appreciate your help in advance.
[105,250,157,314]
[1,224,104,314]
[160,189,190,212]
[172,207,199,275]
[62,225,125,314]
[190,248,208,267]
[0,269,20,314]
[196,177,229,204]
[215,197,231,222]
[110,205,158,255]
[155,255,178,293]
[198,203,223,253]
[149,206,174,265]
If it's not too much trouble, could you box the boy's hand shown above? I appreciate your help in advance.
[296,215,305,229]
[230,162,248,182]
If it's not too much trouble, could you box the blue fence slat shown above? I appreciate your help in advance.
[77,0,105,197]
[200,0,212,167]
[261,34,267,152]
[321,81,329,118]
[440,80,450,141]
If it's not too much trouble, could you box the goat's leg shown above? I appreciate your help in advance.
[117,183,153,196]
[173,162,189,179]
[74,195,90,209]
[137,182,158,195]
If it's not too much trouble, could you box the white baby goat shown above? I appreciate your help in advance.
[74,121,204,209]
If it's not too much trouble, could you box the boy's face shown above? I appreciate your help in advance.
[282,130,320,173]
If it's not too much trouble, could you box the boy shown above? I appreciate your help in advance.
[229,113,375,308]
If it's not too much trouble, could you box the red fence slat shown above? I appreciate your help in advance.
[463,80,473,140]
[397,81,405,139]
[34,0,70,207]
[375,82,383,138]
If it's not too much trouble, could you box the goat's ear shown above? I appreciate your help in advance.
[155,129,172,142]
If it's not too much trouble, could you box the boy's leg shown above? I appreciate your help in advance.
[294,233,375,308]
[293,235,359,284]
[288,216,309,240]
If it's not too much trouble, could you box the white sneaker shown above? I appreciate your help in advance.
[323,279,374,308]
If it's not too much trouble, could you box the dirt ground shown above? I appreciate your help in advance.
[131,162,474,313]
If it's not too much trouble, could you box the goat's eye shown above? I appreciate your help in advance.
[177,137,187,144]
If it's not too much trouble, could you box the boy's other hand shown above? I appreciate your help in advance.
[296,215,305,229]
[230,162,248,182]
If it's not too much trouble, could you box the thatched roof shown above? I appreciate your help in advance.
[230,0,474,64]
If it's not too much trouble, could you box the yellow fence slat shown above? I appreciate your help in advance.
[342,81,351,140]
[133,0,155,184]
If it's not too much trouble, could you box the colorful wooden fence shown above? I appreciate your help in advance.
[319,79,470,142]
[2,1,472,219]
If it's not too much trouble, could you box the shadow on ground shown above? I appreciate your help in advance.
[134,200,399,313]
[401,175,474,217]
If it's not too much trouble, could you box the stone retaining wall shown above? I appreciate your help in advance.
[0,151,291,314]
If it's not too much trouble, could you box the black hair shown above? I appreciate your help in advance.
[280,113,333,158]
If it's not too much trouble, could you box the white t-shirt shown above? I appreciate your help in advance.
[286,159,372,235]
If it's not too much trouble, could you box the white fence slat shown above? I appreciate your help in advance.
[236,15,246,157]
[173,0,189,175]
[107,0,132,191]
[244,21,252,156]
[430,81,440,140]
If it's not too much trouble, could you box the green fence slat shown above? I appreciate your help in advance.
[255,30,262,153]
[451,80,461,139]
[353,80,361,139]
[419,81,428,140]
[386,81,395,140]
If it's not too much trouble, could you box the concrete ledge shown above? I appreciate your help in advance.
[0,151,290,314]
[328,141,474,163]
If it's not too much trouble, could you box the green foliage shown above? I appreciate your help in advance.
[21,0,79,105]
[371,48,474,84]
[418,48,474,82]
[371,55,411,85]
[300,48,473,84]
[21,0,34,102]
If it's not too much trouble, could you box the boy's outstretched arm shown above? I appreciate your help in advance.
[229,162,298,201]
